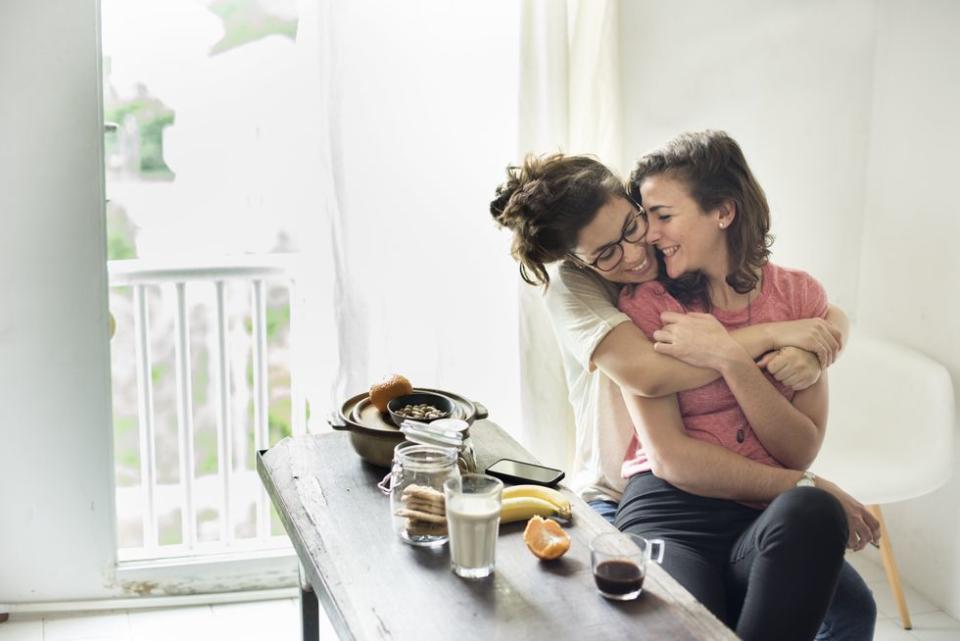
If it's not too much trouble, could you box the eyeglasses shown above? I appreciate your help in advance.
[572,209,648,272]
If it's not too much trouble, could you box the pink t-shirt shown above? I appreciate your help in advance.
[618,262,828,479]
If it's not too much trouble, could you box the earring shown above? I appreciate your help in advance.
[719,222,726,229]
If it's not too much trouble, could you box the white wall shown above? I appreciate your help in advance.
[0,0,118,602]
[619,0,960,617]
[856,0,960,617]
[619,0,877,312]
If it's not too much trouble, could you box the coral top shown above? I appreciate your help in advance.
[618,262,828,479]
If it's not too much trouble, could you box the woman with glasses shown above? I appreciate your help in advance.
[490,145,877,641]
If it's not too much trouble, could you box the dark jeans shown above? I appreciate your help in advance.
[590,475,876,641]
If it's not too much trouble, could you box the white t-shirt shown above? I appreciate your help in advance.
[542,261,637,503]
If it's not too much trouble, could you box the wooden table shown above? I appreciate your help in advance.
[257,419,735,641]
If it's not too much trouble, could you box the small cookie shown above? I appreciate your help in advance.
[403,498,446,515]
[395,508,447,524]
[405,520,448,536]
[402,484,444,503]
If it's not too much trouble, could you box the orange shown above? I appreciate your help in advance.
[369,374,413,412]
[522,515,571,560]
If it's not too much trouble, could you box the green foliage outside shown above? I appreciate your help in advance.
[108,225,137,260]
[104,97,175,179]
[196,429,220,476]
[208,0,298,55]
[113,415,140,486]
[107,0,302,547]
[151,363,168,385]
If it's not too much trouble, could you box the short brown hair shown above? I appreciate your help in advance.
[490,153,626,286]
[628,130,773,308]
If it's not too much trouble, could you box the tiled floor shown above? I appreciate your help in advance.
[843,552,960,641]
[0,598,315,641]
[1,555,957,640]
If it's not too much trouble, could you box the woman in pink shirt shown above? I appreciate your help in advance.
[490,133,879,641]
[612,130,876,641]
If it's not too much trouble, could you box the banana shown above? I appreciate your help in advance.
[500,496,562,524]
[502,484,572,520]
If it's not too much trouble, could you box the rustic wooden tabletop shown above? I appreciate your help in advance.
[257,419,736,641]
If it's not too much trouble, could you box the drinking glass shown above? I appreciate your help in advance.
[443,473,503,579]
[590,532,665,600]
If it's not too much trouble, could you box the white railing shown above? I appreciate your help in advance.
[108,255,305,561]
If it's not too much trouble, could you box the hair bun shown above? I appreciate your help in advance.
[488,153,624,286]
[490,165,528,227]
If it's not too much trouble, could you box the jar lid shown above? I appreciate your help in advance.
[429,418,470,436]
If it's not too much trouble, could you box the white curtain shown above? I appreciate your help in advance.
[516,0,624,473]
[294,1,621,469]
[296,0,525,437]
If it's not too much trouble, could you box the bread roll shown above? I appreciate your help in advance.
[369,374,413,412]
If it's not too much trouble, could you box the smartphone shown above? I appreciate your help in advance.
[485,458,565,487]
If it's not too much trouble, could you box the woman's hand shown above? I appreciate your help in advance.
[815,476,882,551]
[653,312,745,370]
[771,318,842,368]
[757,346,822,391]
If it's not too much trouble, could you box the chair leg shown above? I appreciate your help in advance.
[868,504,912,630]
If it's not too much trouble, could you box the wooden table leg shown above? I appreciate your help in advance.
[299,562,320,641]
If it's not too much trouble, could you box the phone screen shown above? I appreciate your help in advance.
[486,459,564,485]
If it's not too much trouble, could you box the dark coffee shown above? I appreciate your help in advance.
[593,560,644,595]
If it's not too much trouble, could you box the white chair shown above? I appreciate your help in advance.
[811,330,955,630]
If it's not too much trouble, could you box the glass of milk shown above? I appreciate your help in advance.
[443,473,504,579]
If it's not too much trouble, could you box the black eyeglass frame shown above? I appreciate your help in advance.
[569,206,648,272]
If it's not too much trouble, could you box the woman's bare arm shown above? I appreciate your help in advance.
[591,319,839,397]
[652,311,829,468]
[594,306,844,398]
[622,389,879,549]
[720,349,829,469]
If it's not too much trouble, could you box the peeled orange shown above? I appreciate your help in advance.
[522,515,571,560]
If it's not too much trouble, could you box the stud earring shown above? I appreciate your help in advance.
[719,223,726,229]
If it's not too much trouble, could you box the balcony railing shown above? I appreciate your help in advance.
[108,255,305,561]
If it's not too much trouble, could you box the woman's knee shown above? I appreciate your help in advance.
[765,487,848,547]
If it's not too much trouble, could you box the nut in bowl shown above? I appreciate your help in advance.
[387,392,455,427]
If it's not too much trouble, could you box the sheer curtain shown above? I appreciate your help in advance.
[296,0,525,437]
[295,1,620,467]
[516,0,624,472]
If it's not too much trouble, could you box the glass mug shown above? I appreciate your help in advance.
[590,532,665,600]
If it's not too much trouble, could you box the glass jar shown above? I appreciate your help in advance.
[389,443,460,547]
[428,418,478,474]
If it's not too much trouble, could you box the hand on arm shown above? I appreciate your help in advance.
[750,304,849,391]
[655,306,849,391]
[763,304,848,368]
[623,390,880,550]
[717,347,828,470]
[592,321,720,398]
[595,312,788,398]
[590,285,848,399]
[757,347,821,391]
[825,304,850,360]
[764,317,841,368]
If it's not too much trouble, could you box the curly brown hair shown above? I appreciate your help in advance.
[490,153,627,286]
[628,130,773,309]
